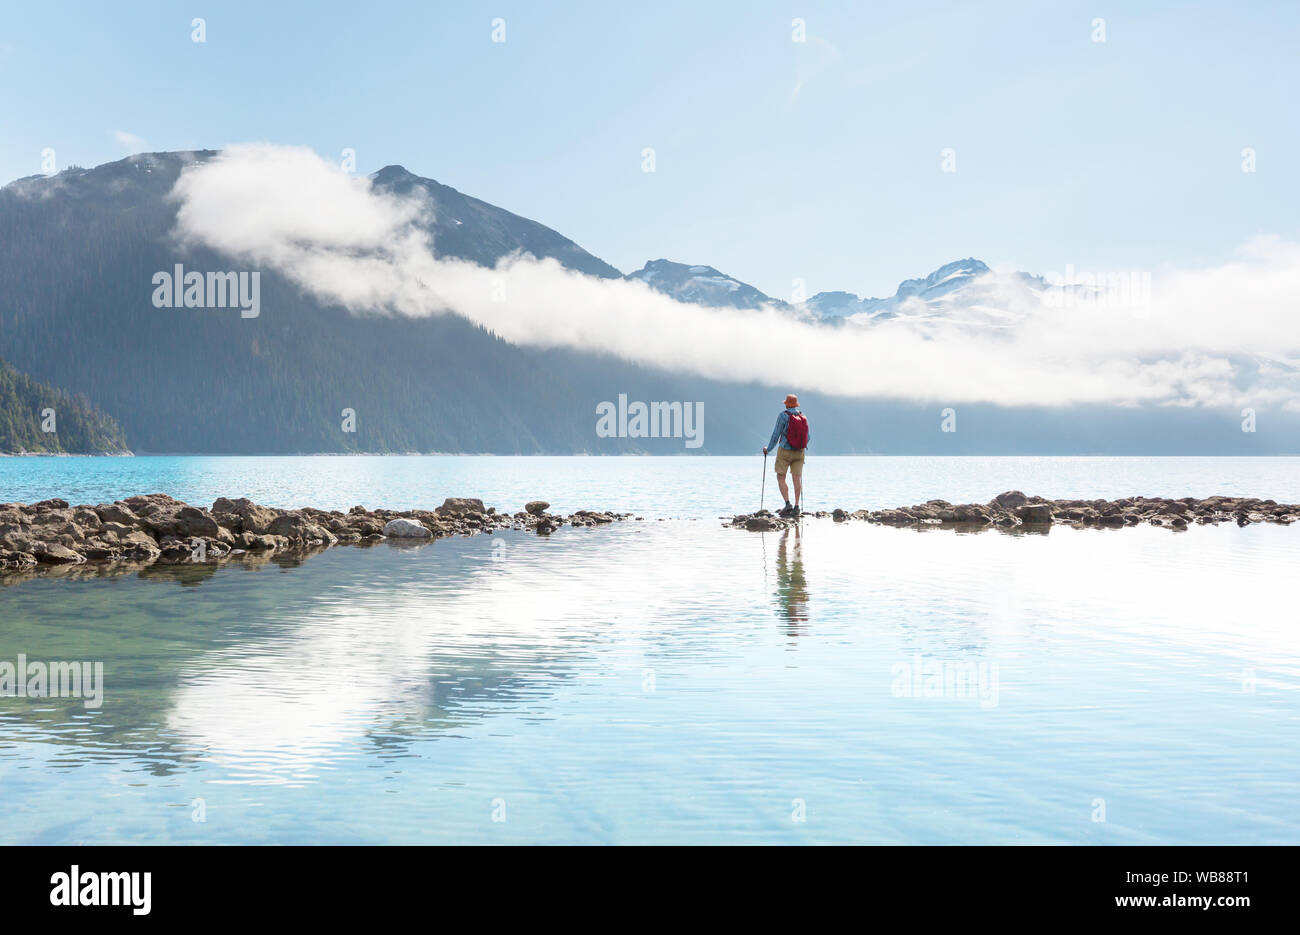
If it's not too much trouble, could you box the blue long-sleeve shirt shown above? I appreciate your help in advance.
[767,406,808,451]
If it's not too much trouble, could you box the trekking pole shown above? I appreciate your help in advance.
[760,450,768,512]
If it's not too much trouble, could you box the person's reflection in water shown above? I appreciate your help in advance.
[774,525,809,634]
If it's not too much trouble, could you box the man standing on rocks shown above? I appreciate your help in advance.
[763,393,810,517]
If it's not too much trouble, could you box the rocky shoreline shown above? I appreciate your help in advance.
[0,494,630,572]
[731,491,1300,532]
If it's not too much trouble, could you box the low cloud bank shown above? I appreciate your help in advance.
[171,144,1300,409]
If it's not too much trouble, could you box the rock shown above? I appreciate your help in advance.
[236,531,279,551]
[71,508,102,529]
[437,497,485,516]
[832,508,848,522]
[525,501,550,516]
[0,525,37,553]
[992,490,1029,509]
[0,507,26,526]
[0,550,37,568]
[122,493,184,516]
[216,498,280,535]
[54,522,87,542]
[953,504,992,524]
[573,510,613,524]
[176,506,222,538]
[95,502,139,526]
[122,540,161,562]
[1,493,629,581]
[349,517,385,536]
[382,518,432,539]
[35,543,85,565]
[266,513,336,544]
[1015,504,1053,525]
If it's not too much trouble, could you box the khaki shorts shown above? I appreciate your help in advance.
[774,446,805,478]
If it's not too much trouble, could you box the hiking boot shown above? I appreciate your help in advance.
[778,503,794,517]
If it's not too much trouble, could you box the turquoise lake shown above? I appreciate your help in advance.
[2,456,1299,844]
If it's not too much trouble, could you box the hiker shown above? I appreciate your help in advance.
[763,393,809,516]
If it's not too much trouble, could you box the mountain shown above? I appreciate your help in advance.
[627,256,1019,327]
[625,259,779,310]
[370,165,622,279]
[799,258,993,322]
[1,150,1295,455]
[0,358,129,454]
[0,151,822,454]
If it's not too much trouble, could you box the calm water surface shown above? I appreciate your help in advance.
[1,457,1298,844]
[4,454,1300,518]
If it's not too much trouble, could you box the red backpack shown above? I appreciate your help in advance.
[785,412,809,450]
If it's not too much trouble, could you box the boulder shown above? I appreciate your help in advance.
[236,531,279,551]
[0,507,27,526]
[35,543,85,565]
[953,504,992,524]
[94,502,139,526]
[122,493,184,516]
[117,530,162,560]
[0,525,37,553]
[265,513,335,543]
[437,497,486,516]
[524,501,550,516]
[176,506,222,538]
[71,508,102,529]
[0,550,37,568]
[211,497,280,535]
[1015,504,1053,525]
[348,517,385,536]
[54,522,87,542]
[992,490,1029,509]
[382,518,432,539]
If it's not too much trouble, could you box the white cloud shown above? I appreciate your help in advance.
[113,129,148,152]
[169,144,1300,409]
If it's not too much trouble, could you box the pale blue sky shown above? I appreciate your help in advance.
[2,0,1296,298]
